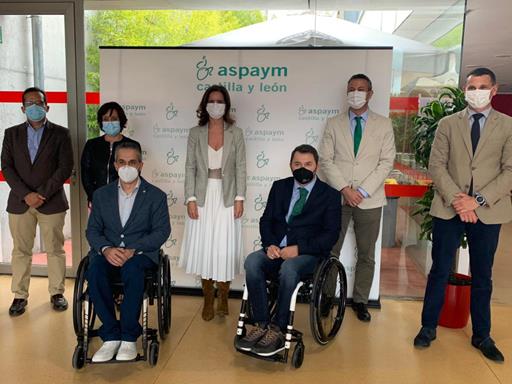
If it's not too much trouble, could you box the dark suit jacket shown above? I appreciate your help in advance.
[1,121,74,214]
[260,176,341,258]
[86,177,171,264]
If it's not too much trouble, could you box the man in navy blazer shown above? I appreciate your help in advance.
[237,144,341,356]
[85,141,170,362]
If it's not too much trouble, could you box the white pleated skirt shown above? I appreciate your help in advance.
[179,179,243,282]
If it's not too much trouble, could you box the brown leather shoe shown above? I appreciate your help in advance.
[201,279,215,321]
[216,281,230,316]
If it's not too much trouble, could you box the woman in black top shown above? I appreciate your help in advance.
[81,102,141,203]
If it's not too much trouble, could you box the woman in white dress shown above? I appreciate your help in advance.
[179,85,246,321]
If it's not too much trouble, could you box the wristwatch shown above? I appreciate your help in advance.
[474,193,487,207]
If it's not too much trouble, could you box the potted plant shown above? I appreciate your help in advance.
[411,86,467,242]
[411,86,471,328]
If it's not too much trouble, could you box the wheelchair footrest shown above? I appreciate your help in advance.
[85,353,145,365]
[235,346,287,363]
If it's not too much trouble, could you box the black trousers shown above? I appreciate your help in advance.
[421,216,501,341]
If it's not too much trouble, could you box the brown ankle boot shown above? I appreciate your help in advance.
[201,279,215,321]
[216,281,230,316]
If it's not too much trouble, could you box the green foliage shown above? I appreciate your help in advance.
[411,86,467,245]
[412,185,434,241]
[411,87,466,169]
[85,10,265,137]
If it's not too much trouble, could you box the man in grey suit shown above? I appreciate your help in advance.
[414,68,512,363]
[319,74,395,322]
[1,87,74,316]
[86,141,170,362]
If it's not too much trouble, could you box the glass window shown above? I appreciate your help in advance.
[0,15,72,268]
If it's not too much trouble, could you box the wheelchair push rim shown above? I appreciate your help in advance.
[157,252,172,340]
[309,257,347,345]
[73,256,96,336]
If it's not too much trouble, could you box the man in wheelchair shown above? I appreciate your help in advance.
[237,144,341,356]
[85,141,170,362]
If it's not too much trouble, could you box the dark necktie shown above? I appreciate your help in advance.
[354,116,363,156]
[468,113,484,195]
[288,187,308,223]
[471,113,484,154]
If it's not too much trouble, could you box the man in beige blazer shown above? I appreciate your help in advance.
[319,74,395,322]
[414,68,512,363]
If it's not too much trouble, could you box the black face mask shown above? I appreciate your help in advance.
[292,167,315,184]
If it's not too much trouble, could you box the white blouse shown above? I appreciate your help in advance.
[186,145,244,203]
[208,145,223,169]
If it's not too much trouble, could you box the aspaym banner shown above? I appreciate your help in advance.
[100,47,392,301]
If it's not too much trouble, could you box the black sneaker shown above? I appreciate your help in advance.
[50,294,68,311]
[236,326,267,351]
[253,324,285,356]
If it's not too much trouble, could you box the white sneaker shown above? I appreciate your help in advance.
[92,340,121,362]
[116,341,138,361]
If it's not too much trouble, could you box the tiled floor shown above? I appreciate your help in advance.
[0,276,510,384]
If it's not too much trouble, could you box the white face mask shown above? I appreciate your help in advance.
[465,89,492,110]
[206,102,225,120]
[347,91,367,109]
[118,166,139,183]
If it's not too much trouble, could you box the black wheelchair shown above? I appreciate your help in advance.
[72,250,172,369]
[234,256,347,368]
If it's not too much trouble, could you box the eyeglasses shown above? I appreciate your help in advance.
[23,101,46,107]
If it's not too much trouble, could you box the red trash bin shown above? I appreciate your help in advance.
[438,273,471,328]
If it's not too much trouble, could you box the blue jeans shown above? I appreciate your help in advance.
[87,254,155,342]
[421,216,501,341]
[244,249,319,331]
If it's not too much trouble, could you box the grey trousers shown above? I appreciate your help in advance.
[330,205,382,304]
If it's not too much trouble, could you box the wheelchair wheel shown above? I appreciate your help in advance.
[149,341,159,367]
[72,344,86,369]
[292,342,305,368]
[309,257,347,345]
[157,253,172,340]
[73,257,96,336]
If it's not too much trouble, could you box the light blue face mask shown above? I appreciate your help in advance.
[102,121,121,136]
[25,104,46,122]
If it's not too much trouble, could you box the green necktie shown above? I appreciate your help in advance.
[288,187,308,223]
[354,116,363,156]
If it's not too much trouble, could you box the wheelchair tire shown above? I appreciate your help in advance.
[72,344,85,369]
[309,257,347,345]
[73,257,96,336]
[149,341,159,367]
[292,342,305,368]
[158,253,172,340]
